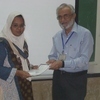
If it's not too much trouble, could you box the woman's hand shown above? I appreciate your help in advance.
[16,70,31,79]
[30,64,39,69]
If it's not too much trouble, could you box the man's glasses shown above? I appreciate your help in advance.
[57,14,73,20]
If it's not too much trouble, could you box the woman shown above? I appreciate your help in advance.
[0,12,36,100]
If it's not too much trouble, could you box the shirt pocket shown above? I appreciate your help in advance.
[68,44,79,58]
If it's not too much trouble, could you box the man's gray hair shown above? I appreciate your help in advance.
[56,3,75,15]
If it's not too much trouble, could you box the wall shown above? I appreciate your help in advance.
[32,77,100,100]
[32,0,100,100]
[0,0,75,65]
[1,0,99,79]
[31,0,100,80]
[78,0,97,61]
[88,0,100,73]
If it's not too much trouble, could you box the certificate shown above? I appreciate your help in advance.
[28,64,50,76]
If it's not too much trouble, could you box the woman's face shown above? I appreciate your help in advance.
[10,16,25,36]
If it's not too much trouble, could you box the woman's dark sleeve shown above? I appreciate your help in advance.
[0,42,12,80]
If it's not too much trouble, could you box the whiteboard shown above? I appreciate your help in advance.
[0,0,75,78]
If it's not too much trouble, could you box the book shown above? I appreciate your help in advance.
[28,64,50,76]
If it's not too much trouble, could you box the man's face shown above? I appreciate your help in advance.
[10,16,25,36]
[57,7,76,30]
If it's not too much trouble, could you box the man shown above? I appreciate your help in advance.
[47,3,94,100]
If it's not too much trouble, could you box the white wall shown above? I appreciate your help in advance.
[0,0,75,77]
[1,0,99,80]
[0,0,75,65]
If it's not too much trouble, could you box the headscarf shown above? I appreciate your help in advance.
[0,11,25,51]
[0,11,29,73]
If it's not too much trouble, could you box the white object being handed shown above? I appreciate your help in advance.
[28,64,50,76]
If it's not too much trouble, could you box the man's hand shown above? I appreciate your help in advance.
[46,59,56,65]
[49,60,63,70]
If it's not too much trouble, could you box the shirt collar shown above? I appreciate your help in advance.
[71,22,78,34]
[62,22,78,37]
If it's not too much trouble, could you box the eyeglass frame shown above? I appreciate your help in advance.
[11,23,25,29]
[57,13,73,20]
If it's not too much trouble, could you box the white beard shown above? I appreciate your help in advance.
[59,19,74,30]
